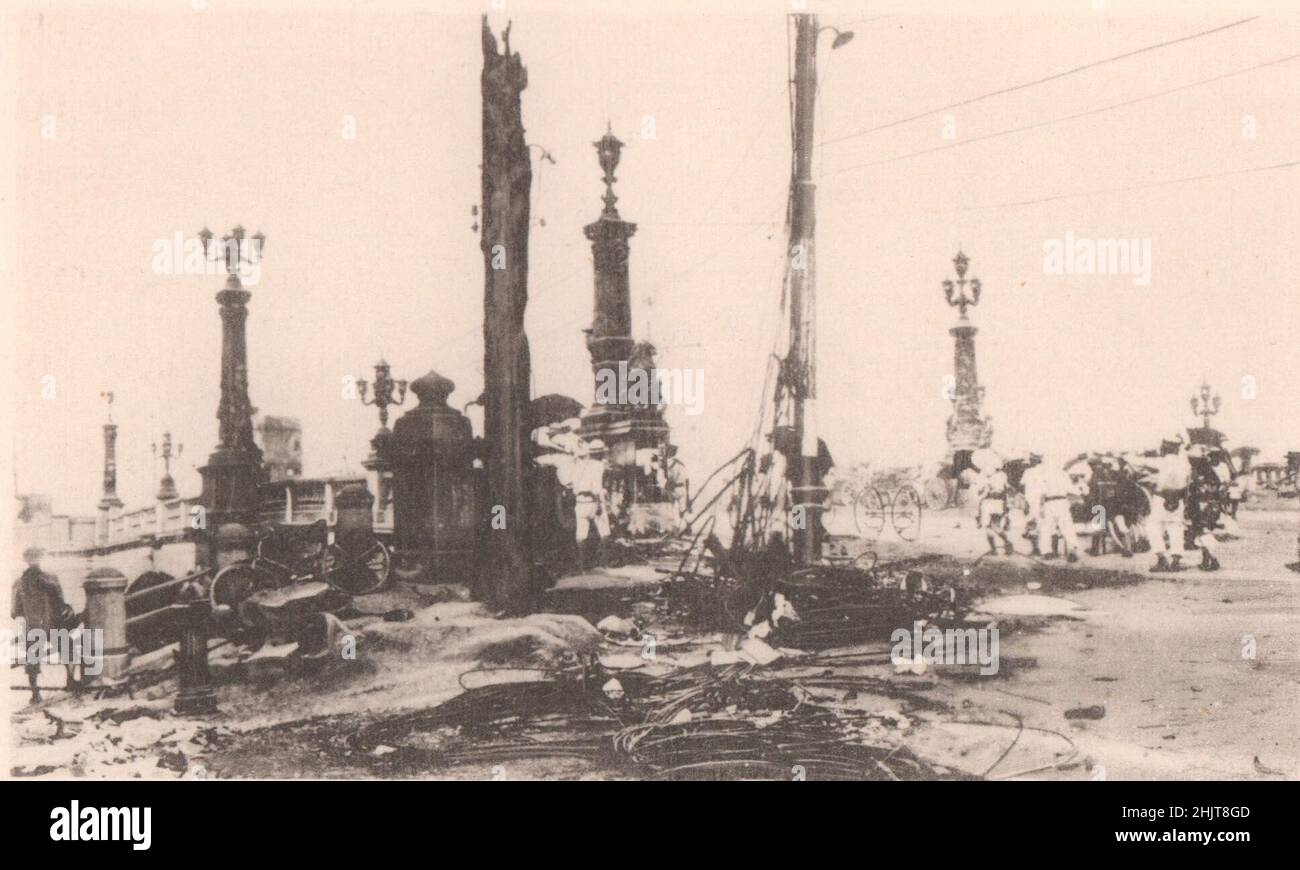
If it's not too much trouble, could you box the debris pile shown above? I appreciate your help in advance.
[343,661,967,780]
[668,550,970,652]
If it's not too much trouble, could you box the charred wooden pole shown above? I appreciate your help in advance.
[479,18,535,613]
[786,13,826,565]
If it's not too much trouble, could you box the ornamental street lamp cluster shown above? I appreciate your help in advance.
[1191,379,1222,429]
[358,359,408,432]
[198,225,265,278]
[942,250,982,320]
[152,431,182,501]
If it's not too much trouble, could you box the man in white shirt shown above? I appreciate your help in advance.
[976,464,1012,556]
[1037,457,1082,562]
[1141,445,1190,572]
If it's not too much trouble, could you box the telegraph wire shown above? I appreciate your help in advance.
[819,16,1259,146]
[972,158,1299,209]
[824,52,1300,177]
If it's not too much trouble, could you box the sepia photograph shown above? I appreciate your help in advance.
[1,0,1297,824]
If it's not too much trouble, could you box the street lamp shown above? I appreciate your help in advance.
[942,250,982,319]
[594,124,624,218]
[528,143,557,227]
[199,225,265,283]
[820,26,855,49]
[1191,380,1221,429]
[152,432,183,501]
[357,359,408,431]
[528,143,557,165]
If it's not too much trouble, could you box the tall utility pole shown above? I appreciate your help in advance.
[785,13,826,565]
[479,17,535,614]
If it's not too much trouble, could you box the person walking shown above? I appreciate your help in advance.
[1037,457,1082,563]
[1019,454,1045,556]
[974,457,1013,556]
[1141,443,1191,573]
[10,546,69,705]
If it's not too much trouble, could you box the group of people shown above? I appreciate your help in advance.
[970,439,1238,573]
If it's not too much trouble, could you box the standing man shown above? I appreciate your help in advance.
[10,546,69,705]
[1109,455,1149,558]
[1187,445,1225,571]
[1142,442,1191,573]
[975,456,1013,556]
[1037,456,1082,563]
[1226,471,1246,519]
[1019,453,1045,556]
[571,439,610,568]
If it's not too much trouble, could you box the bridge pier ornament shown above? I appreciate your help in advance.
[942,251,993,458]
[197,226,266,565]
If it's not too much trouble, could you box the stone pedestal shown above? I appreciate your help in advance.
[388,371,478,584]
[945,320,993,472]
[83,567,129,684]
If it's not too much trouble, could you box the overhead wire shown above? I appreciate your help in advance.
[818,15,1259,146]
[824,52,1300,177]
[974,157,1299,210]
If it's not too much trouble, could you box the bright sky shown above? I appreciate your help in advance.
[4,0,1298,520]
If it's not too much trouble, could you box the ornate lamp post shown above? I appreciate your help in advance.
[357,359,408,432]
[95,392,123,546]
[581,124,637,443]
[197,225,266,568]
[152,432,182,501]
[357,361,407,532]
[1191,380,1221,429]
[1188,379,1224,446]
[942,251,993,473]
[942,251,982,320]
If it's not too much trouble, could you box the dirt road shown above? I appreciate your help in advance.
[9,509,1296,780]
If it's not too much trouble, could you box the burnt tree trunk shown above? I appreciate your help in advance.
[479,18,535,614]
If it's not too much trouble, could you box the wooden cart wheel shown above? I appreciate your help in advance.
[325,537,392,595]
[210,563,276,610]
[853,487,888,537]
[208,563,281,632]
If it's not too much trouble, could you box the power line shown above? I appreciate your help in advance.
[973,158,1299,210]
[824,52,1300,177]
[819,16,1259,146]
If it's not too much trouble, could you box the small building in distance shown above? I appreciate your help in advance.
[257,415,303,482]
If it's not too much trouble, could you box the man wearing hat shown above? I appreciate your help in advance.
[10,546,70,704]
